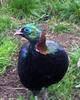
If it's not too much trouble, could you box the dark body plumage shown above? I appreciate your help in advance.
[18,40,69,93]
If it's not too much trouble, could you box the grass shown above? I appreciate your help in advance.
[0,14,18,33]
[50,0,80,24]
[0,14,18,75]
[47,17,73,34]
[0,15,11,32]
[7,0,40,17]
[54,22,71,33]
[0,36,17,74]
[6,0,80,24]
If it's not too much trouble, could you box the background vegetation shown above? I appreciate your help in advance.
[0,0,80,99]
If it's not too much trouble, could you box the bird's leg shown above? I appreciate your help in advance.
[43,88,48,100]
[35,96,38,100]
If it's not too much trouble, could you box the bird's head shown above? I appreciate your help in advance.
[15,23,48,54]
[14,23,43,44]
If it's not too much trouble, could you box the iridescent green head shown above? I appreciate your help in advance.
[15,23,42,43]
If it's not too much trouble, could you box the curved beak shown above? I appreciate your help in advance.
[14,28,23,35]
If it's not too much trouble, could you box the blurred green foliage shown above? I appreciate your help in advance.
[0,16,11,32]
[6,0,80,24]
[0,36,17,74]
[0,15,18,74]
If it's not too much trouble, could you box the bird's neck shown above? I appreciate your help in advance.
[35,32,48,55]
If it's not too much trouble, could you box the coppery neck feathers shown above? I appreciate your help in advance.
[35,31,48,55]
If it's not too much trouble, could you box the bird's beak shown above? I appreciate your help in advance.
[14,28,23,35]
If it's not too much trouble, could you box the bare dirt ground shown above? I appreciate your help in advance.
[0,32,80,100]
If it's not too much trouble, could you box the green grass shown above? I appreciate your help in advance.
[47,18,73,34]
[0,14,18,75]
[2,0,79,24]
[7,0,40,17]
[0,36,17,74]
[49,0,80,24]
[0,15,18,33]
[54,22,71,33]
[0,15,11,32]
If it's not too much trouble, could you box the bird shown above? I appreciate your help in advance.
[15,23,69,100]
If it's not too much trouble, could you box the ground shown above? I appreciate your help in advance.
[0,32,80,100]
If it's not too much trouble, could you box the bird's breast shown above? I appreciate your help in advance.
[18,40,69,90]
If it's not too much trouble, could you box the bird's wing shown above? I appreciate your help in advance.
[18,43,29,64]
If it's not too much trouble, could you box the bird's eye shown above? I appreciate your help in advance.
[24,28,29,33]
[21,27,29,33]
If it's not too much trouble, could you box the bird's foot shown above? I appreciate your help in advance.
[42,88,48,100]
[35,96,38,100]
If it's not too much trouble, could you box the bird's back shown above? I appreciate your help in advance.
[18,40,69,91]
